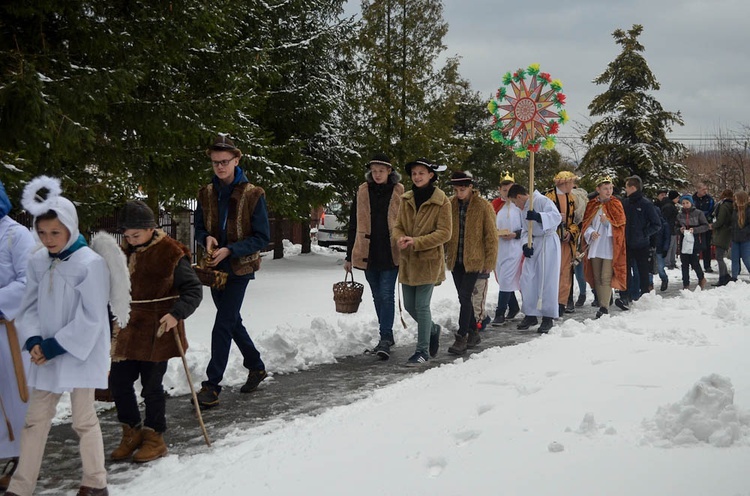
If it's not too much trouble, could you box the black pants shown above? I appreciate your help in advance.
[110,360,169,433]
[451,263,479,336]
[700,230,713,270]
[622,245,651,301]
[681,253,705,287]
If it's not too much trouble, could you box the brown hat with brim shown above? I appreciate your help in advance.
[206,134,242,158]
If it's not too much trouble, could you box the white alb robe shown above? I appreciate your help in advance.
[495,200,524,291]
[0,217,34,457]
[519,191,562,318]
[16,246,111,393]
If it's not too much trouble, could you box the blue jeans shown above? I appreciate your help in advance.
[574,261,586,295]
[204,273,264,391]
[731,241,750,278]
[496,291,519,317]
[401,284,435,355]
[364,267,399,344]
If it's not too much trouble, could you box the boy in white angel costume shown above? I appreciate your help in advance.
[6,177,129,496]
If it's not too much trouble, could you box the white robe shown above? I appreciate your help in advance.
[519,191,562,318]
[495,200,524,291]
[0,217,34,457]
[16,246,111,393]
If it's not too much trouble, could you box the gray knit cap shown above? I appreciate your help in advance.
[118,200,157,230]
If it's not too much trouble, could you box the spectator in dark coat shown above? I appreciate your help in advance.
[730,191,750,280]
[692,183,715,272]
[677,195,710,290]
[710,189,733,286]
[662,190,680,269]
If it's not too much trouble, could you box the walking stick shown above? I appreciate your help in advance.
[1,319,28,403]
[0,392,14,442]
[158,323,211,447]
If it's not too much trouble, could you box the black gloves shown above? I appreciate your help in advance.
[523,244,534,258]
[526,210,542,223]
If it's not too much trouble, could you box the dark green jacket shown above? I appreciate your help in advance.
[711,199,733,250]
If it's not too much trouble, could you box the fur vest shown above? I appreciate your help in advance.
[351,178,404,270]
[112,230,191,362]
[392,187,452,286]
[444,192,499,273]
[581,197,627,290]
[197,182,264,275]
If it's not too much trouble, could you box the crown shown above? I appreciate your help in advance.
[596,174,613,185]
[501,170,515,182]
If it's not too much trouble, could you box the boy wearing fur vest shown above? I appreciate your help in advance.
[345,153,404,360]
[109,201,202,463]
[444,172,498,355]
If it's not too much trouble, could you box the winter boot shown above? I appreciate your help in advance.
[505,306,519,320]
[76,486,109,496]
[594,307,608,319]
[537,317,554,334]
[429,325,441,358]
[660,279,668,291]
[467,328,482,348]
[133,428,168,463]
[110,424,143,461]
[240,369,267,393]
[565,294,575,313]
[558,304,566,318]
[373,339,393,360]
[517,316,538,330]
[698,278,707,290]
[575,293,586,307]
[447,333,468,355]
[491,313,505,326]
[196,384,220,408]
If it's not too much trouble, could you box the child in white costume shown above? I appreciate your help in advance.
[7,177,128,496]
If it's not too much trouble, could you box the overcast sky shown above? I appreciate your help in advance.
[347,0,750,149]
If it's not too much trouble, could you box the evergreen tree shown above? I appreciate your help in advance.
[580,24,688,193]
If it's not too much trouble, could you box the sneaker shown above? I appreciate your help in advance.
[405,351,429,367]
[594,307,608,319]
[478,315,492,331]
[575,293,586,307]
[429,326,440,358]
[517,316,538,330]
[506,307,520,320]
[373,339,393,360]
[240,370,268,393]
[614,298,630,311]
[660,280,668,292]
[196,384,220,408]
[537,317,554,333]
[491,314,505,326]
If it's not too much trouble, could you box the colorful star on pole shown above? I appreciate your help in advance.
[487,64,568,157]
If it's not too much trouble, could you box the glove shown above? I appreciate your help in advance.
[526,210,543,224]
[523,244,534,258]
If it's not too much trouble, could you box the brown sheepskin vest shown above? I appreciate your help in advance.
[198,182,264,275]
[444,192,499,273]
[351,182,404,270]
[111,230,191,362]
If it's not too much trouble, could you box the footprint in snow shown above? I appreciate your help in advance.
[453,429,481,447]
[427,457,447,478]
[477,404,494,416]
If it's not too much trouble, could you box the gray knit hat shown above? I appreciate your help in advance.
[118,200,157,230]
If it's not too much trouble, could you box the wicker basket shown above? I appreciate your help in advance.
[192,252,228,290]
[333,271,364,313]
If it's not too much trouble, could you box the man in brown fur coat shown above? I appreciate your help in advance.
[109,201,202,463]
[444,172,499,355]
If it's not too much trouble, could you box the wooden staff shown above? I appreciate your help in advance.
[527,127,537,248]
[157,323,211,447]
[1,319,28,403]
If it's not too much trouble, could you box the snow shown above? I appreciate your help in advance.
[70,241,750,494]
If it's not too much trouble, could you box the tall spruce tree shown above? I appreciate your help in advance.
[581,24,688,192]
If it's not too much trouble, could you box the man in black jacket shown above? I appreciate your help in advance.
[662,191,680,269]
[619,175,662,307]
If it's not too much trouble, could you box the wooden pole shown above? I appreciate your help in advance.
[527,127,537,248]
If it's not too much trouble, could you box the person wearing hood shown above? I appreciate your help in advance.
[444,171,498,355]
[0,181,34,491]
[7,177,112,496]
[194,135,270,408]
[392,158,452,366]
[676,194,709,290]
[108,201,202,463]
[344,154,404,360]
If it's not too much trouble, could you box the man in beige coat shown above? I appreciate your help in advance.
[392,158,451,366]
[444,172,499,355]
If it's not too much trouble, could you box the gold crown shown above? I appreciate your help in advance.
[553,170,579,183]
[596,174,613,185]
[501,170,515,182]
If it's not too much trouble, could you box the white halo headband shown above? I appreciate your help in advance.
[21,175,63,217]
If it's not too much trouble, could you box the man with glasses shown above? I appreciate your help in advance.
[194,134,270,408]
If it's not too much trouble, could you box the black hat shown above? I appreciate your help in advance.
[404,158,447,176]
[656,188,668,195]
[206,134,242,158]
[368,153,392,169]
[449,171,474,186]
[118,200,157,230]
[668,190,679,200]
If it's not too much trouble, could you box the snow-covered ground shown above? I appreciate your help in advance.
[95,242,750,495]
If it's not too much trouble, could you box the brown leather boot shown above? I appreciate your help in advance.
[466,328,482,348]
[133,427,168,463]
[447,333,468,355]
[110,424,143,461]
[699,278,707,289]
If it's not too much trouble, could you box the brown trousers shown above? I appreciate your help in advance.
[558,243,574,304]
[590,258,613,308]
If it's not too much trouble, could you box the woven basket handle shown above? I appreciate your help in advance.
[344,270,355,284]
